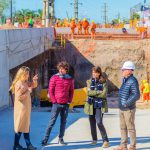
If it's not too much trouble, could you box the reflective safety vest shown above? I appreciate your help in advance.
[143,83,150,93]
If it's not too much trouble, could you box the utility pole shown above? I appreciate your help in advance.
[10,0,13,23]
[45,0,50,27]
[117,12,120,23]
[42,0,46,26]
[71,0,82,22]
[51,0,55,20]
[42,0,55,26]
[102,3,108,27]
[49,0,55,24]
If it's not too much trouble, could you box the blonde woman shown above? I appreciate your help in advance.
[10,66,38,150]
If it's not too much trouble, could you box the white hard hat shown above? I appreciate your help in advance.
[121,61,135,70]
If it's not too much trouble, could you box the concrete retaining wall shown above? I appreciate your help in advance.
[55,27,138,34]
[50,39,147,91]
[0,28,55,108]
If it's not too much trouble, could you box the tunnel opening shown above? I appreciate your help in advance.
[10,38,148,108]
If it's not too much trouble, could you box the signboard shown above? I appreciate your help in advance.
[143,10,150,17]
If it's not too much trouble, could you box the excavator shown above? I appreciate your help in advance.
[39,87,87,108]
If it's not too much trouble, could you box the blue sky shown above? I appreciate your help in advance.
[13,0,146,23]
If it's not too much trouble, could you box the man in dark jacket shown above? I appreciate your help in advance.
[114,61,140,150]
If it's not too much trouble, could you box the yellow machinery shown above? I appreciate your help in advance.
[129,18,140,29]
[40,87,87,108]
[40,89,49,101]
[70,87,87,108]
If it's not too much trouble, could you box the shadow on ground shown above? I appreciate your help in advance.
[43,137,150,150]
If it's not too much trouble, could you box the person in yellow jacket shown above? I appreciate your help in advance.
[64,18,70,27]
[10,66,38,150]
[141,80,145,92]
[142,80,150,102]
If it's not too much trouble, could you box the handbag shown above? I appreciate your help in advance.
[84,101,93,115]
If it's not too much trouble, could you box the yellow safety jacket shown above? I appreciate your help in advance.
[143,83,150,93]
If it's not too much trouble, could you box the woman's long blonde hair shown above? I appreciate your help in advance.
[10,66,30,94]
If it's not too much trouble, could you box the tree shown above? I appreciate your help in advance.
[122,18,129,24]
[13,9,42,24]
[37,9,42,19]
[0,0,10,16]
[20,9,34,18]
[131,13,140,20]
[111,19,119,25]
[14,10,24,23]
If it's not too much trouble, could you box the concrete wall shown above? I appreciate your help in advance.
[0,30,9,107]
[0,28,55,108]
[50,39,147,92]
[55,27,138,34]
[7,28,54,69]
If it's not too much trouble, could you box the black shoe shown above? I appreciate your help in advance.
[27,144,37,150]
[41,139,48,146]
[58,138,67,145]
[13,144,25,150]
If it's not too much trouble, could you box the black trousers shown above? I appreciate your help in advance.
[44,103,69,140]
[89,108,109,142]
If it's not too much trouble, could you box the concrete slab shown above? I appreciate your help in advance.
[44,109,150,150]
[0,108,150,150]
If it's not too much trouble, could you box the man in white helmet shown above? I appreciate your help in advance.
[114,61,140,150]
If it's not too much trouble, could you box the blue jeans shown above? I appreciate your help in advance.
[44,103,69,140]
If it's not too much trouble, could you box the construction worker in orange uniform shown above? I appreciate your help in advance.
[64,18,70,27]
[82,18,89,35]
[90,20,96,39]
[70,18,76,37]
[22,18,29,28]
[138,27,148,39]
[77,19,83,35]
[141,80,150,103]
